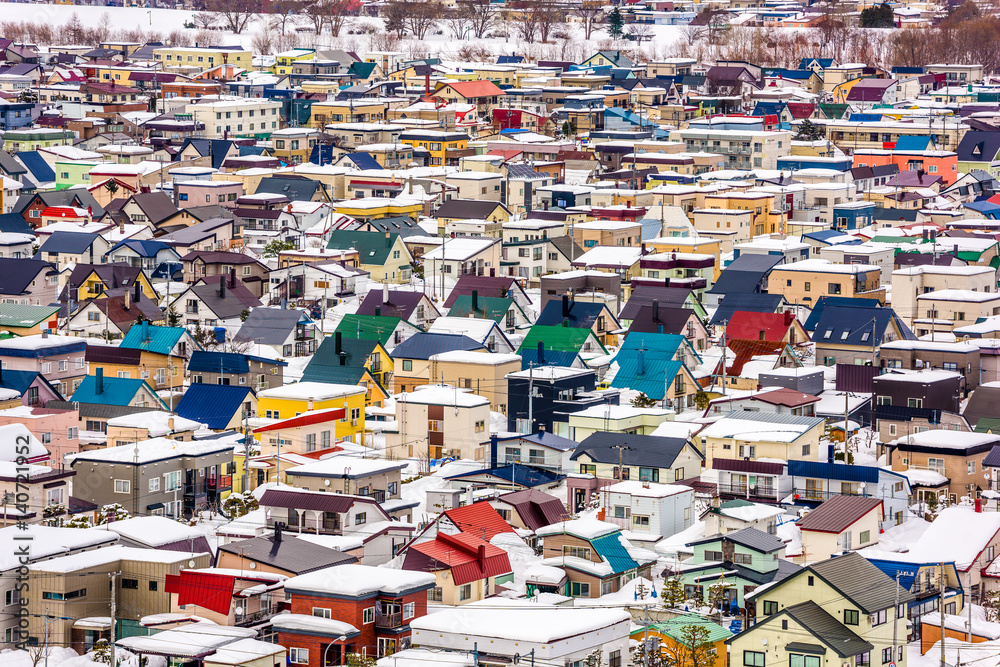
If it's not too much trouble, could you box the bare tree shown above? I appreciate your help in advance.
[269,0,306,34]
[206,0,259,33]
[680,23,707,45]
[574,0,602,40]
[532,0,562,43]
[193,12,216,28]
[309,0,353,36]
[629,22,653,44]
[515,6,539,42]
[404,0,443,40]
[457,0,495,39]
[383,0,409,37]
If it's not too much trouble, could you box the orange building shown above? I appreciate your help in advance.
[853,148,959,186]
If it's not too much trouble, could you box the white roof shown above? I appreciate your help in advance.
[906,506,1000,569]
[106,411,204,435]
[876,369,963,384]
[376,648,474,667]
[716,501,784,522]
[0,423,48,462]
[917,289,1000,303]
[771,258,880,274]
[698,415,817,443]
[117,623,256,657]
[29,546,206,574]
[269,612,359,636]
[428,316,502,340]
[0,333,82,351]
[101,516,207,548]
[572,246,643,267]
[204,638,285,664]
[879,339,978,353]
[423,238,498,261]
[429,351,520,365]
[535,518,619,540]
[66,437,232,465]
[256,382,366,401]
[892,429,999,450]
[398,385,489,407]
[607,481,692,498]
[285,455,407,478]
[284,563,435,597]
[410,605,630,643]
[0,524,117,570]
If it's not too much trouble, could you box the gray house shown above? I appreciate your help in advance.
[66,436,235,520]
[234,307,319,358]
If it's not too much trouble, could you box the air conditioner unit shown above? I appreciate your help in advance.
[351,418,359,427]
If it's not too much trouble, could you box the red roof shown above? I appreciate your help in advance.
[439,80,505,99]
[253,407,346,433]
[714,339,789,377]
[406,532,512,586]
[165,571,236,615]
[726,311,797,342]
[443,502,516,541]
[40,206,86,218]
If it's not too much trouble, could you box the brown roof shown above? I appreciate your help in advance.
[753,387,820,408]
[712,458,786,475]
[259,488,361,513]
[798,495,883,533]
[496,489,567,531]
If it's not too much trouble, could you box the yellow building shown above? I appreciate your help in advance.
[76,268,155,302]
[308,100,385,128]
[398,130,470,166]
[153,46,253,71]
[255,382,367,444]
[330,198,422,222]
[768,258,884,306]
[269,128,318,166]
[273,48,315,76]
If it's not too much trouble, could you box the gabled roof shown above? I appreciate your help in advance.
[726,311,798,342]
[496,489,567,531]
[403,532,511,586]
[957,131,1000,163]
[70,375,167,409]
[715,338,792,377]
[688,526,786,553]
[728,600,873,658]
[39,231,101,254]
[627,305,696,335]
[535,299,614,330]
[234,308,310,346]
[803,551,915,613]
[443,275,525,308]
[442,502,516,541]
[327,230,401,266]
[447,295,515,323]
[619,285,693,321]
[334,313,406,346]
[174,383,255,430]
[517,325,605,356]
[611,331,692,401]
[390,332,484,360]
[356,289,429,319]
[186,275,262,320]
[798,494,882,533]
[434,199,508,221]
[0,258,55,296]
[129,192,180,226]
[810,303,915,346]
[188,351,286,374]
[120,324,190,356]
[571,431,699,468]
[0,369,55,398]
[254,175,321,201]
[710,293,786,326]
[709,253,784,296]
[218,534,357,575]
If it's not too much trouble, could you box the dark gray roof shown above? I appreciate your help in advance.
[254,176,322,201]
[571,432,703,468]
[709,253,784,296]
[218,533,358,574]
[962,384,1000,426]
[505,164,547,179]
[808,551,915,613]
[39,231,100,254]
[688,526,786,553]
[130,192,179,226]
[619,285,692,320]
[710,293,785,326]
[390,332,485,360]
[780,601,873,658]
[0,258,55,296]
[234,308,308,345]
[356,290,429,319]
[434,198,508,220]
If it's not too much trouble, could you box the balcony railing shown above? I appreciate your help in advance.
[375,612,402,629]
[717,483,778,500]
[791,487,864,502]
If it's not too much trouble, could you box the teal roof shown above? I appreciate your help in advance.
[70,375,169,409]
[591,531,640,574]
[610,332,696,401]
[653,616,733,644]
[447,295,514,323]
[120,324,190,355]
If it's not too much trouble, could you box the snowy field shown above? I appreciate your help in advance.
[0,1,689,58]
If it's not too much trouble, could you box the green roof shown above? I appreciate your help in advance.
[516,325,607,356]
[327,230,399,266]
[652,615,734,645]
[447,295,514,323]
[818,103,848,120]
[334,314,403,346]
[869,236,923,245]
[0,304,59,328]
[958,250,985,261]
[975,418,1000,434]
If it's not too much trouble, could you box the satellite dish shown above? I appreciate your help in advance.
[235,606,244,616]
[188,560,195,568]
[761,638,768,646]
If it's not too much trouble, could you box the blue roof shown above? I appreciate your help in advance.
[787,460,881,484]
[610,332,691,401]
[591,531,640,574]
[0,369,44,397]
[893,135,931,151]
[535,300,607,328]
[342,152,382,170]
[445,464,565,488]
[765,69,813,80]
[0,338,85,358]
[174,383,255,430]
[518,348,582,370]
[70,375,167,408]
[799,58,835,68]
[0,212,33,235]
[120,324,189,355]
[803,230,864,245]
[39,231,100,254]
[188,351,286,374]
[390,332,485,360]
[866,559,958,594]
[16,151,55,183]
[810,303,916,345]
[802,296,882,332]
[108,239,171,257]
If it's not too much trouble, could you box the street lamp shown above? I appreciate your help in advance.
[322,635,348,667]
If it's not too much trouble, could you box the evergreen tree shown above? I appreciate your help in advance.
[607,7,625,39]
[794,119,824,141]
[859,3,894,27]
[631,392,658,408]
[661,576,687,608]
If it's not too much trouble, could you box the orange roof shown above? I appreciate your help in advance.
[438,80,505,99]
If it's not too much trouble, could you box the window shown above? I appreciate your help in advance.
[907,398,923,408]
[402,360,412,371]
[149,581,157,591]
[609,650,622,667]
[5,589,18,606]
[428,587,443,602]
[744,652,765,667]
[860,530,871,544]
[570,581,590,597]
[114,479,130,494]
[828,283,842,295]
[845,609,860,625]
[306,433,317,452]
[790,656,820,667]
[149,477,160,492]
[872,609,887,626]
[881,649,893,665]
[67,427,78,440]
[632,515,650,530]
[403,602,415,620]
[313,608,332,619]
[121,578,138,590]
[290,648,309,664]
[563,545,592,559]
[857,653,870,667]
[639,467,659,482]
[969,461,977,474]
[459,584,472,601]
[355,512,366,525]
[363,606,375,624]
[763,600,778,615]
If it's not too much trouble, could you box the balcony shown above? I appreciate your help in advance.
[791,487,864,502]
[375,612,402,629]
[717,483,779,501]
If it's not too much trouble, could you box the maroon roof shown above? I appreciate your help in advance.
[797,495,883,533]
[260,488,361,513]
[712,458,787,475]
[234,208,283,220]
[752,387,820,408]
[496,488,567,531]
[443,275,522,308]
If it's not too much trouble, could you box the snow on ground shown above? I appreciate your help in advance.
[0,648,163,667]
[872,512,930,553]
[401,458,482,523]
[490,531,542,595]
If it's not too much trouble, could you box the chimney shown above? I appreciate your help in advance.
[477,543,487,563]
[142,319,150,342]
[335,331,342,354]
[638,348,645,375]
[340,351,347,366]
[168,417,175,431]
[96,367,104,395]
[537,341,545,365]
[562,294,570,317]
[274,521,282,543]
[219,281,226,299]
[124,288,130,310]
[652,299,659,322]
[383,283,389,304]
[472,290,479,312]
[466,486,474,506]
[230,268,236,287]
[375,306,381,317]
[41,329,48,339]
[385,231,391,248]
[490,433,498,468]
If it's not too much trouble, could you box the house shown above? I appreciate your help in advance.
[275,564,435,662]
[217,528,359,577]
[161,567,285,630]
[38,231,110,270]
[427,316,515,354]
[0,446,74,525]
[233,307,319,358]
[70,369,170,411]
[887,430,1000,503]
[446,294,530,335]
[84,344,182,408]
[610,332,702,409]
[188,351,286,391]
[389,332,487,393]
[326,230,413,284]
[490,432,580,474]
[571,431,704,485]
[0,368,65,407]
[105,239,181,277]
[401,531,512,605]
[726,310,809,346]
[535,296,621,347]
[787,461,911,528]
[797,494,884,561]
[702,499,784,536]
[490,488,568,538]
[385,385,491,460]
[181,251,271,298]
[300,333,391,405]
[703,388,820,418]
[0,257,58,306]
[641,615,732,667]
[256,382,366,444]
[170,274,263,329]
[681,527,798,607]
[26,546,212,652]
[0,333,88,399]
[67,287,165,340]
[534,519,656,598]
[444,274,531,311]
[861,558,963,642]
[425,349,520,413]
[173,383,257,431]
[738,551,913,662]
[104,411,204,449]
[283,456,406,503]
[810,300,915,366]
[66,436,234,519]
[334,313,420,352]
[423,237,502,286]
[356,288,440,330]
[600,481,695,549]
[119,324,197,361]
[712,339,803,391]
[697,411,827,467]
[0,304,59,336]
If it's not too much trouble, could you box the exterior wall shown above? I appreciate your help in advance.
[799,507,881,562]
[877,412,970,443]
[0,408,78,466]
[425,359,516,413]
[769,267,883,306]
[700,425,823,468]
[604,487,694,540]
[889,446,990,501]
[572,447,702,484]
[256,390,366,444]
[386,400,490,461]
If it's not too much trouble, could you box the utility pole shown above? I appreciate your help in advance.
[940,562,947,667]
[893,571,901,658]
[43,608,49,667]
[719,322,728,391]
[109,572,118,667]
[527,362,534,434]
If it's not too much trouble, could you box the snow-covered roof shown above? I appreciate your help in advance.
[284,563,436,597]
[891,429,999,450]
[106,411,205,435]
[269,612,359,637]
[0,525,118,570]
[101,516,207,548]
[284,455,407,478]
[535,518,619,540]
[204,638,285,664]
[256,382,366,401]
[607,481,692,498]
[66,437,233,464]
[29,546,206,574]
[905,506,1000,569]
[429,351,521,365]
[410,604,630,643]
[398,385,489,407]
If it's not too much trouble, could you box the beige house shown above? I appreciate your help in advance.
[768,258,884,306]
[572,221,642,249]
[427,351,521,414]
[892,265,996,328]
[282,455,406,501]
[697,412,826,468]
[387,385,491,460]
[915,289,1000,333]
[797,495,883,562]
[104,412,203,449]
